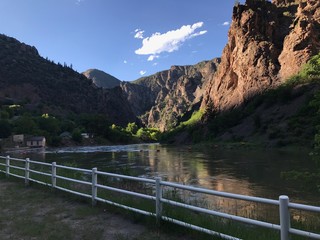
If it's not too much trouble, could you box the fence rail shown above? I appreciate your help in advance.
[0,155,319,240]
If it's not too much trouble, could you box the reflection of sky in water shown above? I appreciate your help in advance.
[5,143,319,224]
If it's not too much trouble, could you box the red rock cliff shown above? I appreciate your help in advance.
[201,0,320,111]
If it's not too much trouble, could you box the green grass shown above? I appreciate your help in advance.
[180,110,204,127]
[0,177,181,240]
[1,159,319,240]
[13,217,73,240]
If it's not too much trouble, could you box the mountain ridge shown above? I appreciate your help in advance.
[82,69,121,89]
[1,0,319,145]
[120,58,221,131]
[0,33,136,126]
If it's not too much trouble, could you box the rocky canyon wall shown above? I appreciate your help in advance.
[121,59,220,131]
[201,0,320,111]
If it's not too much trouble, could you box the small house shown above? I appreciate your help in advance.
[26,136,46,148]
[13,134,24,145]
[81,133,90,139]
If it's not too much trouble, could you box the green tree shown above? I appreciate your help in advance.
[38,115,60,135]
[61,119,76,132]
[0,111,9,119]
[14,115,37,134]
[301,53,320,78]
[136,128,150,141]
[126,122,138,134]
[72,128,82,143]
[77,114,109,136]
[314,133,320,150]
[150,129,160,141]
[0,120,11,138]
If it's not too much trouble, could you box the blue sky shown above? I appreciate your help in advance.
[0,0,239,81]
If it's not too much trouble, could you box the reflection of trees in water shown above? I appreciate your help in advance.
[9,144,319,229]
[145,145,319,226]
[161,175,280,223]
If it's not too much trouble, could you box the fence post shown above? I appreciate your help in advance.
[155,177,162,224]
[51,162,57,189]
[25,158,30,186]
[5,155,10,177]
[279,195,290,240]
[92,167,97,206]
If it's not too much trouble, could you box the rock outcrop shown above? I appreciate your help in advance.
[278,0,320,79]
[82,69,121,89]
[121,59,220,131]
[201,0,320,112]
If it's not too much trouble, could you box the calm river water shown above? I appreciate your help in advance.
[7,143,320,224]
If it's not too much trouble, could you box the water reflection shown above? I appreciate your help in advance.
[5,143,319,224]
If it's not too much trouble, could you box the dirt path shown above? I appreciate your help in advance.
[0,179,190,240]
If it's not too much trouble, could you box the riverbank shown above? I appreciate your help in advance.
[0,178,191,240]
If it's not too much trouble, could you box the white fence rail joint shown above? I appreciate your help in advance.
[279,195,290,240]
[25,158,30,186]
[6,155,10,177]
[52,162,57,188]
[0,155,319,240]
[92,167,98,206]
[155,177,162,224]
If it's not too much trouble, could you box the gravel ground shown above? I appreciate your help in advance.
[0,179,191,240]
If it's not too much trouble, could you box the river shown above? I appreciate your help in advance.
[6,143,320,225]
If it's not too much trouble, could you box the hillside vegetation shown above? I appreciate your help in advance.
[163,53,320,148]
[0,34,136,126]
[0,0,319,148]
[0,34,155,147]
[120,59,220,131]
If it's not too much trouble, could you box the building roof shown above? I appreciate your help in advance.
[27,136,46,141]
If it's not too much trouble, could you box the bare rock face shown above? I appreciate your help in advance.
[202,0,320,112]
[278,0,320,79]
[272,0,299,6]
[121,59,220,131]
[120,82,156,117]
[82,69,121,89]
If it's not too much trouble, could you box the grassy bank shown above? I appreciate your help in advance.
[1,159,319,240]
[0,177,192,240]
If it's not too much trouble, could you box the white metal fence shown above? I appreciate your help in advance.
[0,155,319,240]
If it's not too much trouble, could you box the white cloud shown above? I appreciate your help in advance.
[191,30,207,37]
[134,29,144,39]
[123,60,127,64]
[135,22,207,57]
[147,55,159,61]
[139,70,146,76]
[152,62,158,66]
[222,21,230,26]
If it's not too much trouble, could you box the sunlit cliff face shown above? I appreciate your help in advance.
[201,0,320,112]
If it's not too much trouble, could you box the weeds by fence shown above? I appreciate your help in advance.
[0,155,319,240]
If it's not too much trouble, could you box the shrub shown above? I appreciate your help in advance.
[72,129,82,143]
[126,122,138,134]
[0,120,12,138]
[300,53,320,78]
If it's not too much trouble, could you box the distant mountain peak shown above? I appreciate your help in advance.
[82,69,121,89]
